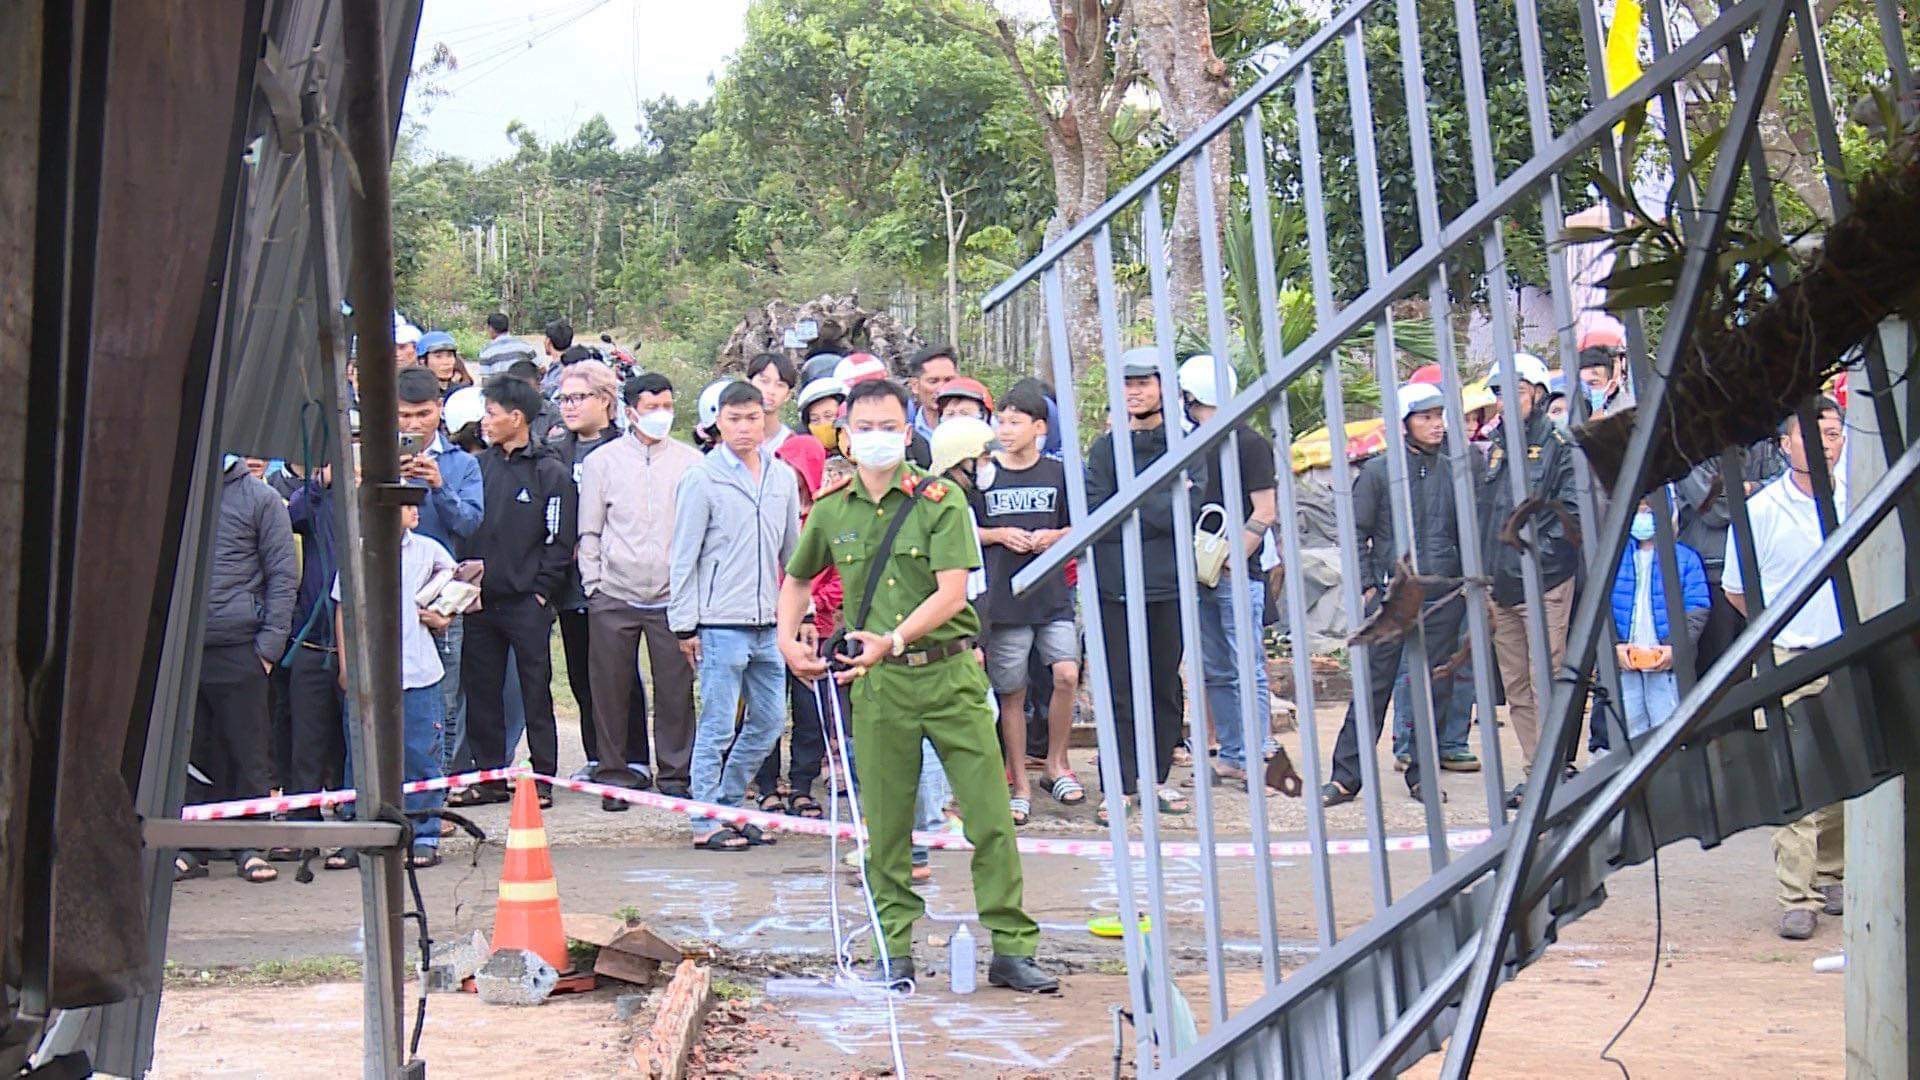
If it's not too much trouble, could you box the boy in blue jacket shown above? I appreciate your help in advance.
[1612,496,1711,737]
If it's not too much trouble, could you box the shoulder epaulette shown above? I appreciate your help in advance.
[920,480,950,502]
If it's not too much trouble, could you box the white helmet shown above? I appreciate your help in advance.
[443,386,485,432]
[1502,352,1552,391]
[929,416,999,477]
[1178,354,1238,408]
[796,377,847,415]
[697,378,733,430]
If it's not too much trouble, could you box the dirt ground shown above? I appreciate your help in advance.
[150,685,1845,1077]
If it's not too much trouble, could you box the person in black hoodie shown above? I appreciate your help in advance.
[458,376,577,805]
[1323,384,1463,806]
[1084,348,1209,822]
[1477,352,1579,800]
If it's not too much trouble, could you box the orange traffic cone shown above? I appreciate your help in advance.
[491,776,571,974]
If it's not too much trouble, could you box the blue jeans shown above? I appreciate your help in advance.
[437,616,468,776]
[1393,658,1474,758]
[1619,670,1679,739]
[343,684,447,850]
[1199,577,1270,770]
[911,738,950,867]
[689,627,786,836]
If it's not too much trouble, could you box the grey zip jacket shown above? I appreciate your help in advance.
[667,445,802,634]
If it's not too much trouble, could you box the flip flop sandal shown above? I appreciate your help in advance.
[1156,788,1191,815]
[695,827,751,852]
[1009,797,1031,826]
[409,848,443,869]
[1045,773,1086,806]
[174,854,207,882]
[739,824,778,846]
[789,794,824,819]
[1320,781,1358,807]
[1087,914,1152,938]
[911,864,933,883]
[323,848,359,871]
[439,819,457,838]
[759,793,787,813]
[1172,744,1193,768]
[238,855,279,884]
[266,846,301,862]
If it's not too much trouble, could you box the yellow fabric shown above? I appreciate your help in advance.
[1606,0,1645,135]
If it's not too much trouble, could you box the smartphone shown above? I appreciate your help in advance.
[399,432,426,457]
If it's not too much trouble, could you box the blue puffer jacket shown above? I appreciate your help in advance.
[1611,542,1710,644]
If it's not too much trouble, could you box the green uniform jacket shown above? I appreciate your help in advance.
[786,465,981,644]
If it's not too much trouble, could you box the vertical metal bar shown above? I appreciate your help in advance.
[1140,188,1204,1042]
[338,4,410,1074]
[1446,0,1516,823]
[1376,0,1451,865]
[1873,0,1914,103]
[1102,206,1180,1059]
[1248,99,1347,1070]
[1045,260,1154,1070]
[1310,36,1395,913]
[1441,8,1796,1072]
[1192,139,1279,989]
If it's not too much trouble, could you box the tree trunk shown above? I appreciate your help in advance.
[585,180,606,327]
[941,177,965,344]
[1135,0,1233,326]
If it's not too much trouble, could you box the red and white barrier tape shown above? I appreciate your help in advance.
[178,765,531,821]
[535,772,1493,860]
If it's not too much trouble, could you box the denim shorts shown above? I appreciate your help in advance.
[985,619,1079,694]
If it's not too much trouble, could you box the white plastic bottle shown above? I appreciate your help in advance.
[950,922,977,994]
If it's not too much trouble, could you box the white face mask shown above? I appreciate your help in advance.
[849,429,906,470]
[633,409,674,440]
[974,460,996,489]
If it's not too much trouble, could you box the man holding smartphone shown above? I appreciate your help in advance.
[396,367,485,777]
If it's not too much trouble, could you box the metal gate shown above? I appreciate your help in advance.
[985,0,1920,1074]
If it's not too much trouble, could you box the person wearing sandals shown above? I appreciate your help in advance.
[1085,350,1211,823]
[330,502,457,868]
[1322,384,1465,808]
[1177,356,1278,791]
[751,434,834,820]
[777,378,1057,993]
[974,385,1083,819]
[670,381,804,853]
[181,454,298,884]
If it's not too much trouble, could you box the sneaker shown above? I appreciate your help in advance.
[1439,751,1481,773]
[1821,884,1845,917]
[1778,908,1817,940]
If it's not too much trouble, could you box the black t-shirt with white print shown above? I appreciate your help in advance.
[979,456,1075,626]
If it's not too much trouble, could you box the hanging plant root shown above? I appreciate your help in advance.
[1578,134,1920,497]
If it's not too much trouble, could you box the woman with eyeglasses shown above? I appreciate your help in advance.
[550,359,652,786]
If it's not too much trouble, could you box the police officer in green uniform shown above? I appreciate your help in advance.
[777,378,1058,993]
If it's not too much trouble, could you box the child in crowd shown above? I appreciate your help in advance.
[333,502,457,868]
[1610,495,1710,737]
[975,385,1082,814]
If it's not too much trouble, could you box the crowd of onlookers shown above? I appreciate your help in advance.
[180,313,1853,940]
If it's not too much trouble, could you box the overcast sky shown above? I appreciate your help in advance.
[404,0,1052,162]
[404,0,750,162]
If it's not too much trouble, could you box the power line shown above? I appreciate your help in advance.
[430,0,616,96]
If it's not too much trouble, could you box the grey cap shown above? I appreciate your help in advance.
[1120,347,1162,379]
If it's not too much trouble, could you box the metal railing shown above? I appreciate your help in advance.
[988,0,1919,1074]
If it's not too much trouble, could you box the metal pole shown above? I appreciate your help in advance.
[338,4,410,1075]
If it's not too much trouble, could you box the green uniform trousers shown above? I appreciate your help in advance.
[850,652,1039,959]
